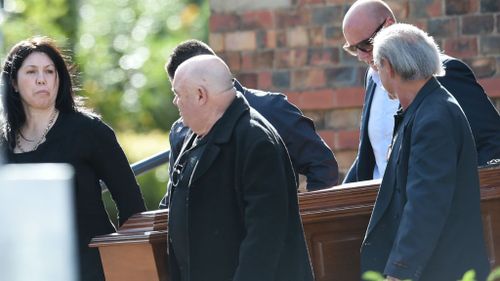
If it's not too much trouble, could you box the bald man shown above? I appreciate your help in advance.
[167,55,314,281]
[342,0,500,184]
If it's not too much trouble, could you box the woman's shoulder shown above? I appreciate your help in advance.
[64,111,113,135]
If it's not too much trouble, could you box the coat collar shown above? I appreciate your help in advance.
[187,92,249,184]
[402,77,441,119]
[210,91,250,144]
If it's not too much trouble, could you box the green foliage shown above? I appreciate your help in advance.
[2,0,208,133]
[362,269,500,281]
[488,267,500,281]
[75,0,209,132]
[362,271,385,281]
[1,0,78,52]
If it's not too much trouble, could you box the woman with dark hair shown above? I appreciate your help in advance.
[0,36,146,280]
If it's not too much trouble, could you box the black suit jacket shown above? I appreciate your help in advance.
[167,93,314,281]
[344,55,500,183]
[360,78,490,281]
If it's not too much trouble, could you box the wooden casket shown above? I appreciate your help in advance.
[90,165,500,281]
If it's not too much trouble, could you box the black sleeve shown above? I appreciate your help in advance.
[263,95,339,190]
[89,119,146,225]
[439,57,500,165]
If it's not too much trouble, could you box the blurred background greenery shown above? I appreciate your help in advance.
[1,0,209,222]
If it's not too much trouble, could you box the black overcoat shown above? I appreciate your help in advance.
[167,93,314,281]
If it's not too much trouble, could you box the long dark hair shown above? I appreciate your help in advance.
[1,36,84,149]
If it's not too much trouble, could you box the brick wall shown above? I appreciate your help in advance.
[208,0,500,181]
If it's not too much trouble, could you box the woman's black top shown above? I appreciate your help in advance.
[4,111,146,281]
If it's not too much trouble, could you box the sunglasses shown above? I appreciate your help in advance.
[343,19,386,56]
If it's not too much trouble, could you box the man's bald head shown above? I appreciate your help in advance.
[172,55,236,136]
[174,54,234,97]
[342,0,396,68]
[343,0,394,32]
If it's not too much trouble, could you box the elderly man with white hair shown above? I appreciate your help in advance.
[360,23,490,281]
[166,55,314,281]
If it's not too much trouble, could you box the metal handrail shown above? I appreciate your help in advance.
[101,149,170,192]
[131,150,170,176]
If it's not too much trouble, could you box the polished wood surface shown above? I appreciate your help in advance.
[89,210,168,281]
[91,165,500,281]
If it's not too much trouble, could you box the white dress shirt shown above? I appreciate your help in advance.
[367,69,400,179]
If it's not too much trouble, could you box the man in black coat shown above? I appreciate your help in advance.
[342,0,500,184]
[159,40,337,211]
[167,54,314,281]
[361,23,490,281]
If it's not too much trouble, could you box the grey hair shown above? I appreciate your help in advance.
[373,23,445,81]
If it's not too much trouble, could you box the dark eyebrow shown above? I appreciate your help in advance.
[23,64,56,68]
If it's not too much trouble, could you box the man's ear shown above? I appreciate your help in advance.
[197,86,208,105]
[385,60,396,78]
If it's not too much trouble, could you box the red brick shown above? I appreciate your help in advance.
[287,27,310,47]
[291,68,326,89]
[406,19,428,31]
[275,48,308,68]
[409,0,442,18]
[443,37,478,58]
[276,30,288,48]
[462,14,494,35]
[258,71,273,89]
[219,52,241,71]
[479,36,500,55]
[209,13,239,32]
[308,27,325,46]
[240,10,275,30]
[386,0,410,19]
[256,30,275,49]
[225,31,257,51]
[302,110,326,126]
[308,47,339,66]
[287,89,336,110]
[333,130,360,150]
[241,52,256,70]
[325,0,356,4]
[464,57,497,78]
[325,108,362,130]
[334,150,358,173]
[445,0,479,15]
[266,30,277,49]
[285,91,303,108]
[331,87,364,108]
[209,33,225,52]
[236,73,258,89]
[241,50,274,71]
[427,18,459,38]
[324,25,345,46]
[298,0,324,5]
[479,77,500,98]
[275,9,311,29]
[318,130,335,151]
[311,5,344,25]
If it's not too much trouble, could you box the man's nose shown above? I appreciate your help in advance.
[173,96,178,106]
